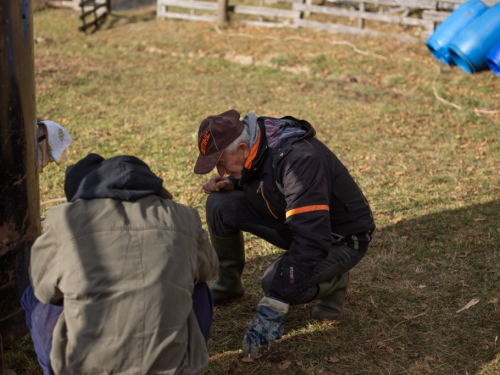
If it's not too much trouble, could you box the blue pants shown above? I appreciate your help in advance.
[21,283,214,375]
[21,286,63,375]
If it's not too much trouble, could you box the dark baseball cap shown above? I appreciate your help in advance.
[194,109,244,174]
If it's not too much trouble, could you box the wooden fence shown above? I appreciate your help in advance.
[48,0,111,33]
[157,0,499,40]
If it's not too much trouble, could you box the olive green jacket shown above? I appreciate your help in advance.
[30,196,218,375]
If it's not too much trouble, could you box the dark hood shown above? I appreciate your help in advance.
[64,154,164,202]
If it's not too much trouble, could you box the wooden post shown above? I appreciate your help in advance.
[157,0,164,18]
[0,0,40,350]
[0,335,5,375]
[217,0,228,24]
[358,1,365,29]
[303,0,311,18]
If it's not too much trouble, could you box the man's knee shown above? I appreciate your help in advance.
[206,191,245,236]
[206,192,228,218]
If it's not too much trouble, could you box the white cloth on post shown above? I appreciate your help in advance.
[37,120,72,172]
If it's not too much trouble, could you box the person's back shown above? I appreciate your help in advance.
[29,154,218,375]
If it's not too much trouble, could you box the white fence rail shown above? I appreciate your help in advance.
[154,0,499,40]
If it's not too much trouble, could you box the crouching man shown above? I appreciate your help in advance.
[193,110,375,358]
[22,154,218,375]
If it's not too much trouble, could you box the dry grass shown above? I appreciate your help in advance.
[4,5,500,374]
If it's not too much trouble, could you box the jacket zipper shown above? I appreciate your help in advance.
[257,181,278,219]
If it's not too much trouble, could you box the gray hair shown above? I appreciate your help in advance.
[225,123,250,154]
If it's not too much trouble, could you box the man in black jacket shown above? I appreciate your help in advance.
[194,110,375,358]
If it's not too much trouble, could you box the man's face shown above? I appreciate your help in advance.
[216,144,249,179]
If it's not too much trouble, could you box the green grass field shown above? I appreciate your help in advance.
[4,5,500,374]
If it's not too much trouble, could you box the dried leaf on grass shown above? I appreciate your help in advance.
[377,341,396,353]
[456,298,480,314]
[325,356,340,363]
[279,360,291,370]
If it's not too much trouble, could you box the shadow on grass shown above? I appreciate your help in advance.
[208,199,500,374]
[5,201,499,374]
[103,6,156,31]
[3,335,41,375]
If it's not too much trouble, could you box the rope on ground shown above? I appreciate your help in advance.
[187,188,202,208]
[328,41,387,60]
[474,108,500,115]
[212,25,499,115]
[41,194,208,209]
[214,24,279,40]
[431,63,462,111]
[41,197,67,206]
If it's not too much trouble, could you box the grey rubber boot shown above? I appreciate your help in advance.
[209,232,246,304]
[311,272,351,321]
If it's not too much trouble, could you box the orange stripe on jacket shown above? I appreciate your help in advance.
[245,127,261,169]
[286,205,329,218]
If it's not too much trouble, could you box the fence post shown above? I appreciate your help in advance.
[358,1,365,29]
[302,0,311,18]
[0,334,4,375]
[0,0,40,351]
[218,0,228,24]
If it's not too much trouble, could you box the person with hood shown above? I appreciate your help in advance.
[22,153,218,375]
[193,110,375,358]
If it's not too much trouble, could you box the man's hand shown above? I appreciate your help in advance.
[242,296,289,359]
[202,175,234,194]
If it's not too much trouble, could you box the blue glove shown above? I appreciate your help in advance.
[242,296,289,359]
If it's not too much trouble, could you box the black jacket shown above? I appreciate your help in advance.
[231,116,375,303]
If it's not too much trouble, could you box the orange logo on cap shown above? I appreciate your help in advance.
[200,130,211,155]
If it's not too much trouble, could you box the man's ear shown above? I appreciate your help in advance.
[238,143,250,158]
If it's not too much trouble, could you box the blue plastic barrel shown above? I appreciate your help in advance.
[486,42,500,76]
[449,2,500,73]
[426,0,488,66]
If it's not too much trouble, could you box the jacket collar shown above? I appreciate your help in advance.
[240,121,268,185]
[239,116,316,184]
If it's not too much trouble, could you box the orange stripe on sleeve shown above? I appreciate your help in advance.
[244,127,261,169]
[286,205,329,218]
